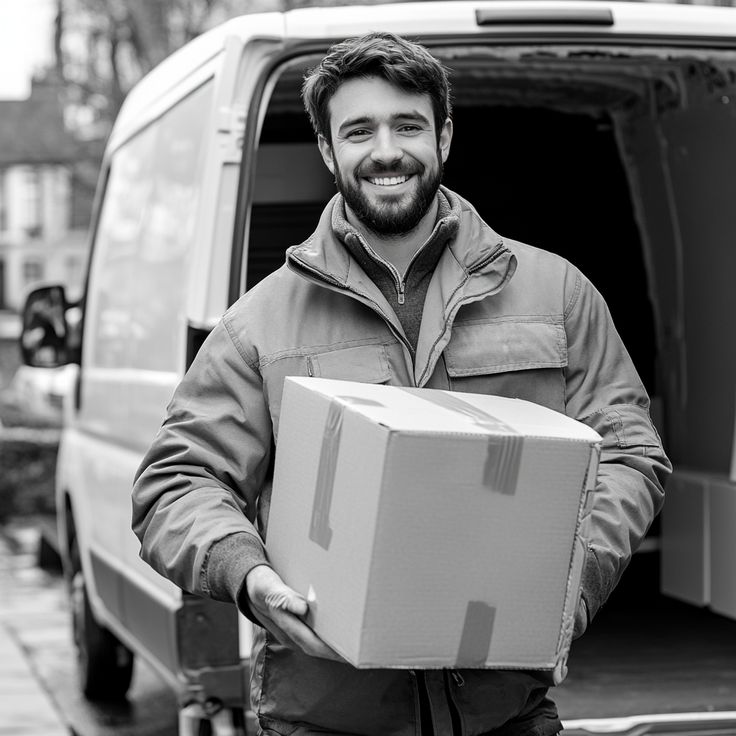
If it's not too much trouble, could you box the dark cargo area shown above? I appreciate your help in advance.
[557,551,736,722]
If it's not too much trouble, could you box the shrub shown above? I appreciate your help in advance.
[0,428,60,524]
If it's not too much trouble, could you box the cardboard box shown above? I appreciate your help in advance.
[709,478,736,618]
[660,471,710,607]
[267,377,601,678]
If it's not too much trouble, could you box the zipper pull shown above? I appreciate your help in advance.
[397,279,406,305]
[451,671,465,687]
[306,355,314,377]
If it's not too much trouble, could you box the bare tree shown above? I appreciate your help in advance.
[53,0,403,137]
[53,0,249,136]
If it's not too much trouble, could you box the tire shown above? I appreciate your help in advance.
[69,539,134,701]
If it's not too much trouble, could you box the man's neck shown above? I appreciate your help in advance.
[345,197,440,276]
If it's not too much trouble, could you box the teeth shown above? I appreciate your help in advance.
[369,175,409,186]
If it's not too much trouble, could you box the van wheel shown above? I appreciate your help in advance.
[70,540,134,701]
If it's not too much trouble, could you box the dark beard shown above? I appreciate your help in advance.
[335,155,443,236]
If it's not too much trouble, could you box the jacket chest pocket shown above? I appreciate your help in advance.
[443,319,568,413]
[307,343,391,382]
[263,343,392,437]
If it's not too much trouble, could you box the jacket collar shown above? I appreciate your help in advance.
[287,186,512,286]
[331,189,458,280]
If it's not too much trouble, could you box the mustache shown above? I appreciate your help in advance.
[357,160,424,178]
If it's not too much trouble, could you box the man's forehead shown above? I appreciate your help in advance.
[327,76,434,128]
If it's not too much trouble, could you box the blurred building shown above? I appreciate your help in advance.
[0,73,96,313]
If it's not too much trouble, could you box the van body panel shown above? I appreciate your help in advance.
[59,426,181,611]
[189,36,287,326]
[109,13,285,152]
[283,1,736,43]
[108,57,220,157]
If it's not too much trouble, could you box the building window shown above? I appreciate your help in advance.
[23,259,44,285]
[65,254,82,286]
[0,259,6,309]
[0,169,6,232]
[24,168,43,238]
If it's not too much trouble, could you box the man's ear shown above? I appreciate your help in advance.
[439,118,453,164]
[317,135,336,176]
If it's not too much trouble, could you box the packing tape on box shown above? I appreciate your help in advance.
[456,601,496,666]
[399,388,522,495]
[310,396,386,550]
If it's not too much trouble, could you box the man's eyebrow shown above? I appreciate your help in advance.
[338,115,372,133]
[337,110,432,133]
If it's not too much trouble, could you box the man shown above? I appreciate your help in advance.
[133,32,670,736]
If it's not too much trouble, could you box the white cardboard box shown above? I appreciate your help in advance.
[267,377,601,678]
[709,479,736,618]
[660,471,710,607]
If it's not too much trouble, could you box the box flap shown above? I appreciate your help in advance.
[286,377,601,443]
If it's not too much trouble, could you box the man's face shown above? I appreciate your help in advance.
[318,76,452,236]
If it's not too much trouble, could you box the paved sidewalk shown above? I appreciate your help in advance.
[0,625,69,736]
[0,525,70,736]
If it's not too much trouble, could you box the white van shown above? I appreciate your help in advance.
[19,2,736,734]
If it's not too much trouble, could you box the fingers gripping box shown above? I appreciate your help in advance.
[266,377,601,678]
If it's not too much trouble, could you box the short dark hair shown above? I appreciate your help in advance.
[302,31,452,144]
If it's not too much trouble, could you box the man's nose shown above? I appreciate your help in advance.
[370,128,403,166]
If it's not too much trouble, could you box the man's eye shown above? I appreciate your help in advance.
[399,124,421,133]
[346,129,371,139]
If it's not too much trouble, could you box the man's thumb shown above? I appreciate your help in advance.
[264,582,308,617]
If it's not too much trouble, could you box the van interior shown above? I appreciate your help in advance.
[247,44,736,720]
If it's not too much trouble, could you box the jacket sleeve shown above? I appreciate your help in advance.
[563,268,671,637]
[131,314,272,605]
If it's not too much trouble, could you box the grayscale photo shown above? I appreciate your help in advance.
[0,1,735,735]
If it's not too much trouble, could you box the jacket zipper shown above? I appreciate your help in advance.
[445,670,464,736]
[398,279,406,305]
[352,233,407,305]
[347,223,451,308]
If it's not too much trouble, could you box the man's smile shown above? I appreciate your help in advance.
[365,174,413,187]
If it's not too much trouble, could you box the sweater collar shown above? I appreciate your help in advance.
[332,189,459,281]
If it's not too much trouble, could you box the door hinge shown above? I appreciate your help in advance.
[217,105,247,163]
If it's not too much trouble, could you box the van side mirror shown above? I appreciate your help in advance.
[20,285,79,367]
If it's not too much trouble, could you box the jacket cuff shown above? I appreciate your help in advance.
[203,532,270,617]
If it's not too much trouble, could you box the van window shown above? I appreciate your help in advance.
[87,81,214,374]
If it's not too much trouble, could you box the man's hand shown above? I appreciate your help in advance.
[245,564,343,661]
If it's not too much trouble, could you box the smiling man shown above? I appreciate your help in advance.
[132,32,670,736]
[317,74,450,257]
